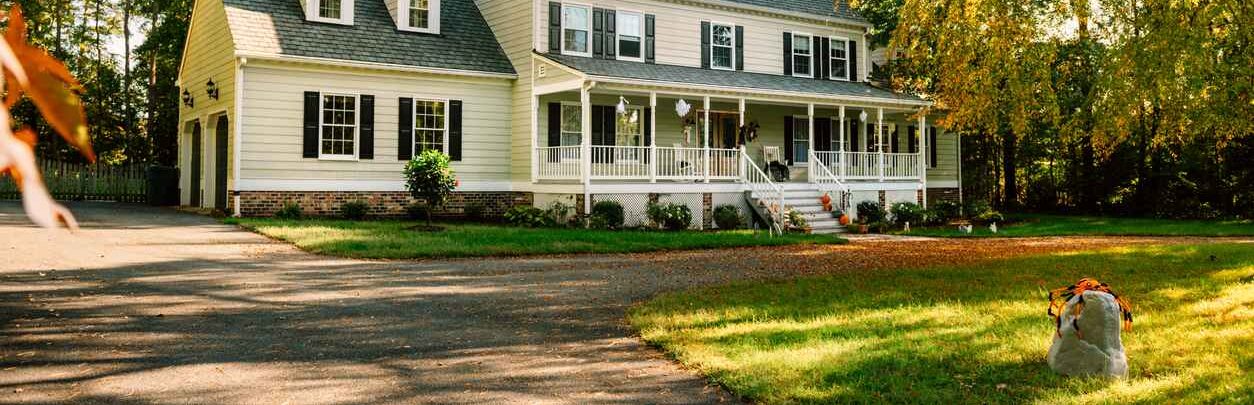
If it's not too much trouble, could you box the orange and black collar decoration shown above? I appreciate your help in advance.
[1047,278,1133,337]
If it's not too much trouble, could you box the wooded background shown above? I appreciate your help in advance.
[1,0,1248,218]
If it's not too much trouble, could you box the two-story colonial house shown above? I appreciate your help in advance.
[177,0,961,232]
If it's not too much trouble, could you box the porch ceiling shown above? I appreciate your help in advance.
[537,53,928,107]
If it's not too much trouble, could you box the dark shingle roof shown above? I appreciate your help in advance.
[541,53,922,103]
[719,0,865,23]
[223,0,515,75]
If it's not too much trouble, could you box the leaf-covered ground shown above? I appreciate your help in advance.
[903,214,1254,238]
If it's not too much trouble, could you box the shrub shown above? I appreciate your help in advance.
[712,204,743,230]
[930,200,962,224]
[504,206,547,228]
[403,150,457,226]
[890,202,926,226]
[975,210,1005,224]
[545,201,575,227]
[785,209,808,231]
[405,203,427,221]
[340,200,369,220]
[856,200,887,224]
[275,201,303,219]
[647,202,692,231]
[964,200,993,219]
[591,200,625,229]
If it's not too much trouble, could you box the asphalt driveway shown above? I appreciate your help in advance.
[0,202,1199,404]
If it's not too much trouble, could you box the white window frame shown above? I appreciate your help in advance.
[306,0,354,25]
[615,10,645,62]
[560,3,593,57]
[708,22,736,71]
[410,97,450,157]
[399,0,441,34]
[791,32,813,78]
[318,92,360,161]
[791,115,810,164]
[828,35,850,81]
[558,102,583,163]
[615,105,645,161]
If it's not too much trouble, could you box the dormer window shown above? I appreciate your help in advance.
[307,0,354,25]
[400,0,441,34]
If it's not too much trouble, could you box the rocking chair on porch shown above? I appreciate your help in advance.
[762,146,789,182]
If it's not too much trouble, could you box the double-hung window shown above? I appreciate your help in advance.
[792,117,810,163]
[791,34,812,77]
[829,38,849,81]
[710,23,734,70]
[562,4,592,57]
[617,12,643,61]
[559,104,582,146]
[401,0,440,33]
[412,99,447,155]
[320,94,358,159]
[308,0,353,25]
[616,106,643,160]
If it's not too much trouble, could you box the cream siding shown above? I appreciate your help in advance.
[927,130,959,183]
[535,0,868,81]
[476,0,535,183]
[237,62,512,184]
[177,0,236,208]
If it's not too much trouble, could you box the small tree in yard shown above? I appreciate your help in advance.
[403,150,457,228]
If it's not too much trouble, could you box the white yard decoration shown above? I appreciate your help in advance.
[990,222,998,233]
[1047,291,1129,378]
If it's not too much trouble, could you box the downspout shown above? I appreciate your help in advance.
[232,57,247,217]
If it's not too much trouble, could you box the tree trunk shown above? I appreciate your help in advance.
[1001,128,1018,210]
[147,0,161,155]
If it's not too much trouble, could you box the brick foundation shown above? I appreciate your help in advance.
[926,188,961,205]
[237,190,533,219]
[702,193,714,229]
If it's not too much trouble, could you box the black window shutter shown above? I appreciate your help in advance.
[782,32,793,76]
[820,37,831,80]
[547,103,561,162]
[891,126,900,153]
[302,91,319,158]
[643,108,652,146]
[549,2,563,54]
[605,10,616,59]
[813,36,824,80]
[449,100,463,161]
[849,119,859,151]
[866,123,876,152]
[359,95,374,159]
[700,21,710,69]
[815,118,831,152]
[735,26,744,71]
[848,40,858,82]
[783,116,794,165]
[929,127,938,168]
[644,14,655,63]
[907,126,917,154]
[602,107,615,163]
[398,97,414,160]
[592,8,604,58]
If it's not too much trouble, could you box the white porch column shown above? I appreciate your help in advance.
[919,113,928,207]
[807,103,815,183]
[531,94,539,183]
[838,106,846,180]
[703,96,711,183]
[738,98,746,182]
[877,108,884,181]
[581,84,592,213]
[649,92,658,183]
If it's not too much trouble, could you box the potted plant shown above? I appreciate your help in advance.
[855,217,869,234]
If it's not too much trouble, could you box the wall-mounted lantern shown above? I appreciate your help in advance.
[205,79,220,100]
[182,89,194,108]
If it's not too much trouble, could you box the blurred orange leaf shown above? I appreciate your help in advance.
[2,6,92,162]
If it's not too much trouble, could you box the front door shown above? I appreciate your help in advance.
[214,116,229,211]
[189,122,202,207]
[708,113,740,149]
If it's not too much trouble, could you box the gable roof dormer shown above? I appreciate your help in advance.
[385,0,441,34]
[303,0,354,25]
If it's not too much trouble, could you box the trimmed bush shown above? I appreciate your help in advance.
[591,200,625,229]
[275,201,303,220]
[403,150,457,226]
[647,202,693,231]
[785,209,808,231]
[975,210,1006,224]
[340,200,369,220]
[930,200,962,224]
[891,202,926,226]
[712,204,744,230]
[856,200,887,224]
[504,206,548,228]
[545,201,575,227]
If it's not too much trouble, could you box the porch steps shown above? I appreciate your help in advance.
[748,189,847,234]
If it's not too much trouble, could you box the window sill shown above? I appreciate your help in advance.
[307,16,353,26]
[398,25,440,35]
[318,155,359,162]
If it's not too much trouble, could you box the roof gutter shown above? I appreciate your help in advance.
[235,52,519,80]
[588,74,932,107]
[685,0,874,29]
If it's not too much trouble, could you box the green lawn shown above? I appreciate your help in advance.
[225,218,845,259]
[629,243,1253,404]
[903,214,1254,237]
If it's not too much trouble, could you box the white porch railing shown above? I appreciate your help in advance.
[742,148,784,235]
[655,147,706,181]
[536,146,581,180]
[813,151,922,181]
[590,146,650,179]
[809,150,850,211]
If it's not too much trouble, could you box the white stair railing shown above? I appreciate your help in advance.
[809,150,851,212]
[741,148,785,235]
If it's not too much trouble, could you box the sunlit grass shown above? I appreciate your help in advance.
[225,218,845,259]
[629,243,1254,404]
[903,214,1254,237]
